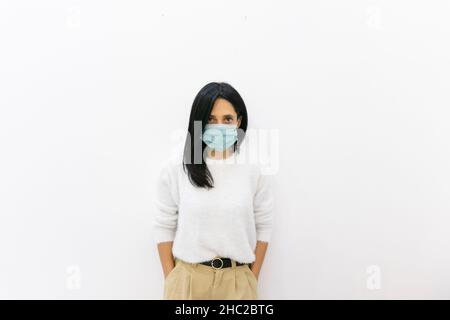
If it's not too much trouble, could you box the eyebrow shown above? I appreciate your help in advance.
[208,114,235,118]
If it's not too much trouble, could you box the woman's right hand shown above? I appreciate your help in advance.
[164,267,175,280]
[157,241,176,280]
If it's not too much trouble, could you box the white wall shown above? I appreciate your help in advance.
[1,0,449,299]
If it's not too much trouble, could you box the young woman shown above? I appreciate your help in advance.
[153,82,274,299]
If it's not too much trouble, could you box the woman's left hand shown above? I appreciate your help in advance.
[250,268,259,280]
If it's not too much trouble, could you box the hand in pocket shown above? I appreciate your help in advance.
[247,267,259,281]
[164,265,176,280]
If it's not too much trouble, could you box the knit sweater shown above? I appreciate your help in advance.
[152,149,274,264]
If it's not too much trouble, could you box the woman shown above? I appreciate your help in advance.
[153,82,274,299]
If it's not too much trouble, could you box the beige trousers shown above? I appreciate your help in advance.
[163,257,258,300]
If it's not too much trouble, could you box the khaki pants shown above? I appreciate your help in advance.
[163,257,258,300]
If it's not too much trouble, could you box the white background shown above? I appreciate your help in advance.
[1,0,450,299]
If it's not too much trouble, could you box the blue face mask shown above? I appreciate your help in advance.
[202,123,238,151]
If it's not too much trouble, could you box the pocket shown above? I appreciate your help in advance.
[246,266,258,282]
[163,261,189,300]
[165,263,179,281]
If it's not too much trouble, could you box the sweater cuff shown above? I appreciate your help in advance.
[153,227,176,244]
[256,229,272,243]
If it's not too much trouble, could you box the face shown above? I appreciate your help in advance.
[207,98,242,128]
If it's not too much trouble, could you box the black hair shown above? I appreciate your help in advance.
[182,82,248,189]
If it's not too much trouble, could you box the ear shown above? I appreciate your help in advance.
[237,116,242,128]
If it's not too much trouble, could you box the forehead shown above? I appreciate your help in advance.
[210,98,237,116]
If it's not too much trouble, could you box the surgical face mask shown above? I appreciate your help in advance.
[202,123,238,151]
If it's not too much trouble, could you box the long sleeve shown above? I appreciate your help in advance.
[253,171,275,243]
[152,163,179,244]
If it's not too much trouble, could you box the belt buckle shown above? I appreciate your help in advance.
[211,257,224,270]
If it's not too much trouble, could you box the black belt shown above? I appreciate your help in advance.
[199,257,249,269]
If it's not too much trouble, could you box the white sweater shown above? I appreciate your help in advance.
[152,150,274,264]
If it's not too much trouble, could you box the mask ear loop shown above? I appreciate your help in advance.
[237,113,243,150]
[235,119,244,151]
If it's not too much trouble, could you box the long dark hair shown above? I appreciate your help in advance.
[182,82,248,189]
